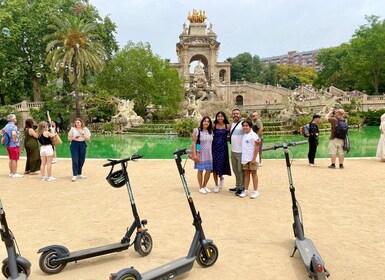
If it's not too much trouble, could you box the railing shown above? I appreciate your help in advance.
[13,100,44,110]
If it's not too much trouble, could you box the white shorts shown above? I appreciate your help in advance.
[40,145,54,157]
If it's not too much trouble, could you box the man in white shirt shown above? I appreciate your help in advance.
[229,109,244,196]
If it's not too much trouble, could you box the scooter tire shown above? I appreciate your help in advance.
[2,262,31,278]
[196,243,219,267]
[116,273,138,280]
[39,250,67,274]
[135,231,153,257]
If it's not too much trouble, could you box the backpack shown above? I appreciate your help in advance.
[334,119,348,139]
[301,124,310,138]
[1,132,11,147]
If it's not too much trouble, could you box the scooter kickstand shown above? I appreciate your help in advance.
[290,246,297,257]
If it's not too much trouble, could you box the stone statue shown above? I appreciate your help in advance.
[112,98,144,130]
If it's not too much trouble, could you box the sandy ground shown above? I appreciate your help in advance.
[0,156,384,280]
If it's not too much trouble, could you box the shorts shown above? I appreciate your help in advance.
[40,145,54,157]
[7,146,20,160]
[328,138,344,155]
[242,162,258,171]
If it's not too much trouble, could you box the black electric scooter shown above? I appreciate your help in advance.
[0,199,31,280]
[262,141,330,279]
[37,154,153,275]
[109,148,218,280]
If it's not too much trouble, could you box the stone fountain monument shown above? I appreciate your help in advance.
[111,98,144,131]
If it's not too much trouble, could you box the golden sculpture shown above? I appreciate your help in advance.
[187,9,207,23]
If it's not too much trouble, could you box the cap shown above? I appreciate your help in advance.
[312,114,321,119]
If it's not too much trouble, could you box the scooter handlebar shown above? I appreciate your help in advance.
[262,140,308,151]
[173,148,193,158]
[103,154,143,167]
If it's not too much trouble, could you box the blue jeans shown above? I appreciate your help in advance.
[70,141,87,176]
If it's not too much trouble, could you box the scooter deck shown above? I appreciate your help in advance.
[60,242,130,262]
[295,238,324,267]
[141,256,195,280]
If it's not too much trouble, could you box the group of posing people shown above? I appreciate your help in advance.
[190,109,263,199]
[1,113,91,182]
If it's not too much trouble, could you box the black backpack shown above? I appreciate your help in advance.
[334,119,348,139]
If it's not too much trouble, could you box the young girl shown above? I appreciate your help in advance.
[239,119,260,199]
[37,121,57,181]
[192,116,214,194]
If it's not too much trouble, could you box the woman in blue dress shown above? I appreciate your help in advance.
[212,111,231,193]
[192,116,214,194]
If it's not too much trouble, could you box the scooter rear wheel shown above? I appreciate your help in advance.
[136,231,153,257]
[196,243,219,267]
[2,262,31,278]
[117,274,137,280]
[39,250,67,274]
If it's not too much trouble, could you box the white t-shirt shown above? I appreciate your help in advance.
[230,121,244,153]
[241,131,260,164]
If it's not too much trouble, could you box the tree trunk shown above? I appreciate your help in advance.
[32,75,41,102]
[74,67,80,118]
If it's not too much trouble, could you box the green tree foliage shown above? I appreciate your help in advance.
[276,65,317,89]
[82,89,116,122]
[347,15,385,94]
[228,52,263,82]
[45,15,107,117]
[0,0,117,104]
[173,117,198,137]
[314,44,354,90]
[316,15,385,94]
[96,41,184,117]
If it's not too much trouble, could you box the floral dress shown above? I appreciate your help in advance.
[212,127,231,176]
[193,128,213,171]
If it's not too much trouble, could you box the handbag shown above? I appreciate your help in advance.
[51,134,63,146]
[343,134,350,153]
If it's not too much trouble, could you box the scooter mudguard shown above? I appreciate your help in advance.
[2,255,31,269]
[133,230,148,252]
[37,245,70,258]
[110,267,142,280]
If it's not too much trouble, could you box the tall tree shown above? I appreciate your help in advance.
[45,15,107,117]
[347,15,385,94]
[228,52,264,82]
[0,0,117,104]
[96,41,184,117]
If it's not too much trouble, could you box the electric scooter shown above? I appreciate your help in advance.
[0,199,31,280]
[37,154,153,275]
[262,141,330,280]
[109,148,218,280]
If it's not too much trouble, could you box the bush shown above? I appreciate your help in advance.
[102,122,115,132]
[173,117,198,137]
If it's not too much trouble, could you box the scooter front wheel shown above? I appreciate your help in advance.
[2,262,31,278]
[135,231,153,257]
[196,243,219,267]
[39,250,67,274]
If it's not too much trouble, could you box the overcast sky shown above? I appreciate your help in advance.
[90,0,385,62]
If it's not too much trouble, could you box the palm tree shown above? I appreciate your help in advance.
[45,15,107,117]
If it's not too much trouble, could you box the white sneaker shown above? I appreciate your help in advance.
[239,190,248,198]
[309,164,315,167]
[8,173,13,177]
[250,191,260,199]
[41,176,47,181]
[214,185,220,193]
[71,176,77,182]
[46,177,56,182]
[198,188,207,194]
[77,175,87,179]
[52,158,57,164]
[219,177,224,189]
[12,173,23,178]
[204,187,211,193]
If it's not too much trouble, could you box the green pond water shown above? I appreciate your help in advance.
[2,126,380,160]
